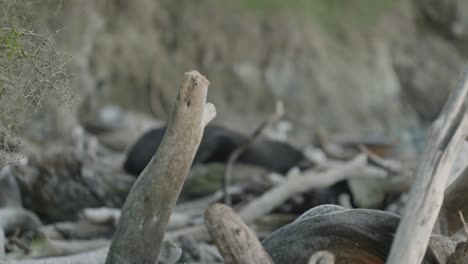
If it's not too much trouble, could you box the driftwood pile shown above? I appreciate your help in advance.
[0,71,467,264]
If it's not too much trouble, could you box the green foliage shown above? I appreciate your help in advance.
[0,0,71,166]
[235,0,396,33]
[1,28,25,59]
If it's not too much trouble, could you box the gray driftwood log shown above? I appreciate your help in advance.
[105,71,216,264]
[387,75,468,264]
[205,203,273,264]
[261,205,440,264]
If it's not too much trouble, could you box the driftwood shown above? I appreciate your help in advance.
[387,76,468,264]
[205,203,273,264]
[261,205,439,264]
[105,71,216,264]
[238,154,386,223]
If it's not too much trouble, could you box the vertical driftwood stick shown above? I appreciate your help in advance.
[205,203,274,264]
[387,77,468,264]
[105,71,216,264]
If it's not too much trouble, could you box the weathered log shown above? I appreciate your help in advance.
[105,71,216,264]
[261,205,439,264]
[205,203,273,264]
[387,75,468,264]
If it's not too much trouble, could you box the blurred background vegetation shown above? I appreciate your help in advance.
[0,0,466,164]
[236,0,396,32]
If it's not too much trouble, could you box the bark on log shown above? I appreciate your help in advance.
[387,75,468,264]
[205,203,273,264]
[440,165,468,235]
[262,205,439,264]
[447,242,468,264]
[105,71,215,264]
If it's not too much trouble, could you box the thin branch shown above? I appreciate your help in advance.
[459,211,468,237]
[224,101,284,205]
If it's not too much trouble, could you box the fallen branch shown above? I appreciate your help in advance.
[387,76,468,264]
[105,71,215,264]
[205,203,273,264]
[238,154,386,223]
[223,101,284,205]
